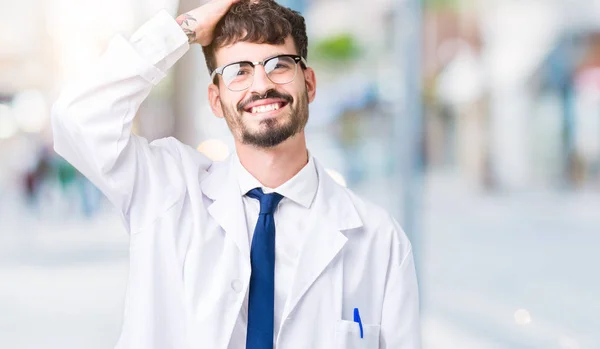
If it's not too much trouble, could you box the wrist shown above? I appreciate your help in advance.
[175,13,198,44]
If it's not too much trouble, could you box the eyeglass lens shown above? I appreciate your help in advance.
[221,56,298,91]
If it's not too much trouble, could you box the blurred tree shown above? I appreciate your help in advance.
[311,34,361,63]
[424,0,460,10]
[56,157,78,188]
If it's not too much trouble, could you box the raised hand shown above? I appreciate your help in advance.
[176,0,240,46]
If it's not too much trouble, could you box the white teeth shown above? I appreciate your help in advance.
[251,103,280,114]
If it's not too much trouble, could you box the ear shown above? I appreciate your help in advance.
[208,83,224,118]
[303,67,317,103]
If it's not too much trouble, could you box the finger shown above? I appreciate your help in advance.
[209,0,239,10]
[204,0,238,18]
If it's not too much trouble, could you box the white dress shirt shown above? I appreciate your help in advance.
[233,154,318,344]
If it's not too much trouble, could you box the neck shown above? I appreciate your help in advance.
[235,131,308,189]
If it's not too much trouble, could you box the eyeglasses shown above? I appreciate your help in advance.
[210,54,308,92]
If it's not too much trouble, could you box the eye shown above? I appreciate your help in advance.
[269,59,294,72]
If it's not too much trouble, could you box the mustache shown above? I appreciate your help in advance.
[237,90,294,112]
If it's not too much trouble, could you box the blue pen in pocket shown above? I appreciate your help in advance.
[353,308,364,339]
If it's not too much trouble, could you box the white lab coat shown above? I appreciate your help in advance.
[50,11,420,349]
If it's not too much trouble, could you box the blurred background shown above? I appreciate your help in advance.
[1,0,599,348]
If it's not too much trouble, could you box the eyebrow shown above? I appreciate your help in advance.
[224,52,293,66]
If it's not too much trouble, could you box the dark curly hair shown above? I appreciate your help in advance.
[201,0,308,76]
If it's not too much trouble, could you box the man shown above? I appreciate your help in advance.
[51,0,421,348]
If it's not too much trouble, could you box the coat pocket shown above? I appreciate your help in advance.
[335,320,380,349]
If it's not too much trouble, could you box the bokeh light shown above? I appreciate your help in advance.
[197,139,231,161]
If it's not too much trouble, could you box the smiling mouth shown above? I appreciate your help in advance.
[245,101,289,114]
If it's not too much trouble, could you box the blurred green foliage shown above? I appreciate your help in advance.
[424,0,460,10]
[311,33,360,62]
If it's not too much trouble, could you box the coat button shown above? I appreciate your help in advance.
[231,279,243,293]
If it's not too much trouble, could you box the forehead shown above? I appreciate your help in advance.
[214,36,298,67]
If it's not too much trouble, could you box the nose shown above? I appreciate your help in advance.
[248,64,275,96]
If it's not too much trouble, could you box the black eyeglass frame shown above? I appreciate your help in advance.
[210,54,308,91]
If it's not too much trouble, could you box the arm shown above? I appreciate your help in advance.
[51,0,238,233]
[380,221,422,348]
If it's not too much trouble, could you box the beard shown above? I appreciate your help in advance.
[220,89,309,148]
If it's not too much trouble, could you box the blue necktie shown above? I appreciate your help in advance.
[245,188,283,349]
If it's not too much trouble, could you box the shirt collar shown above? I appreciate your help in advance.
[235,152,318,209]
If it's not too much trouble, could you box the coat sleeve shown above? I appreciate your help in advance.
[380,219,422,348]
[51,10,192,234]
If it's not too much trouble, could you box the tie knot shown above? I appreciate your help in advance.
[246,188,283,215]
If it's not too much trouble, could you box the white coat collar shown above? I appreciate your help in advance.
[200,154,363,231]
[200,153,363,324]
[235,152,318,209]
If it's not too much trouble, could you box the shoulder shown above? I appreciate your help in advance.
[315,159,409,248]
[146,137,219,202]
[149,136,214,173]
[346,189,402,234]
[344,189,391,228]
[339,185,412,256]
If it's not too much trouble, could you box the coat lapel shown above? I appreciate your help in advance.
[201,155,364,328]
[280,159,363,323]
[200,156,250,260]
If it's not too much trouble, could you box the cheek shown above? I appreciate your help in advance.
[220,93,243,111]
[284,84,304,103]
